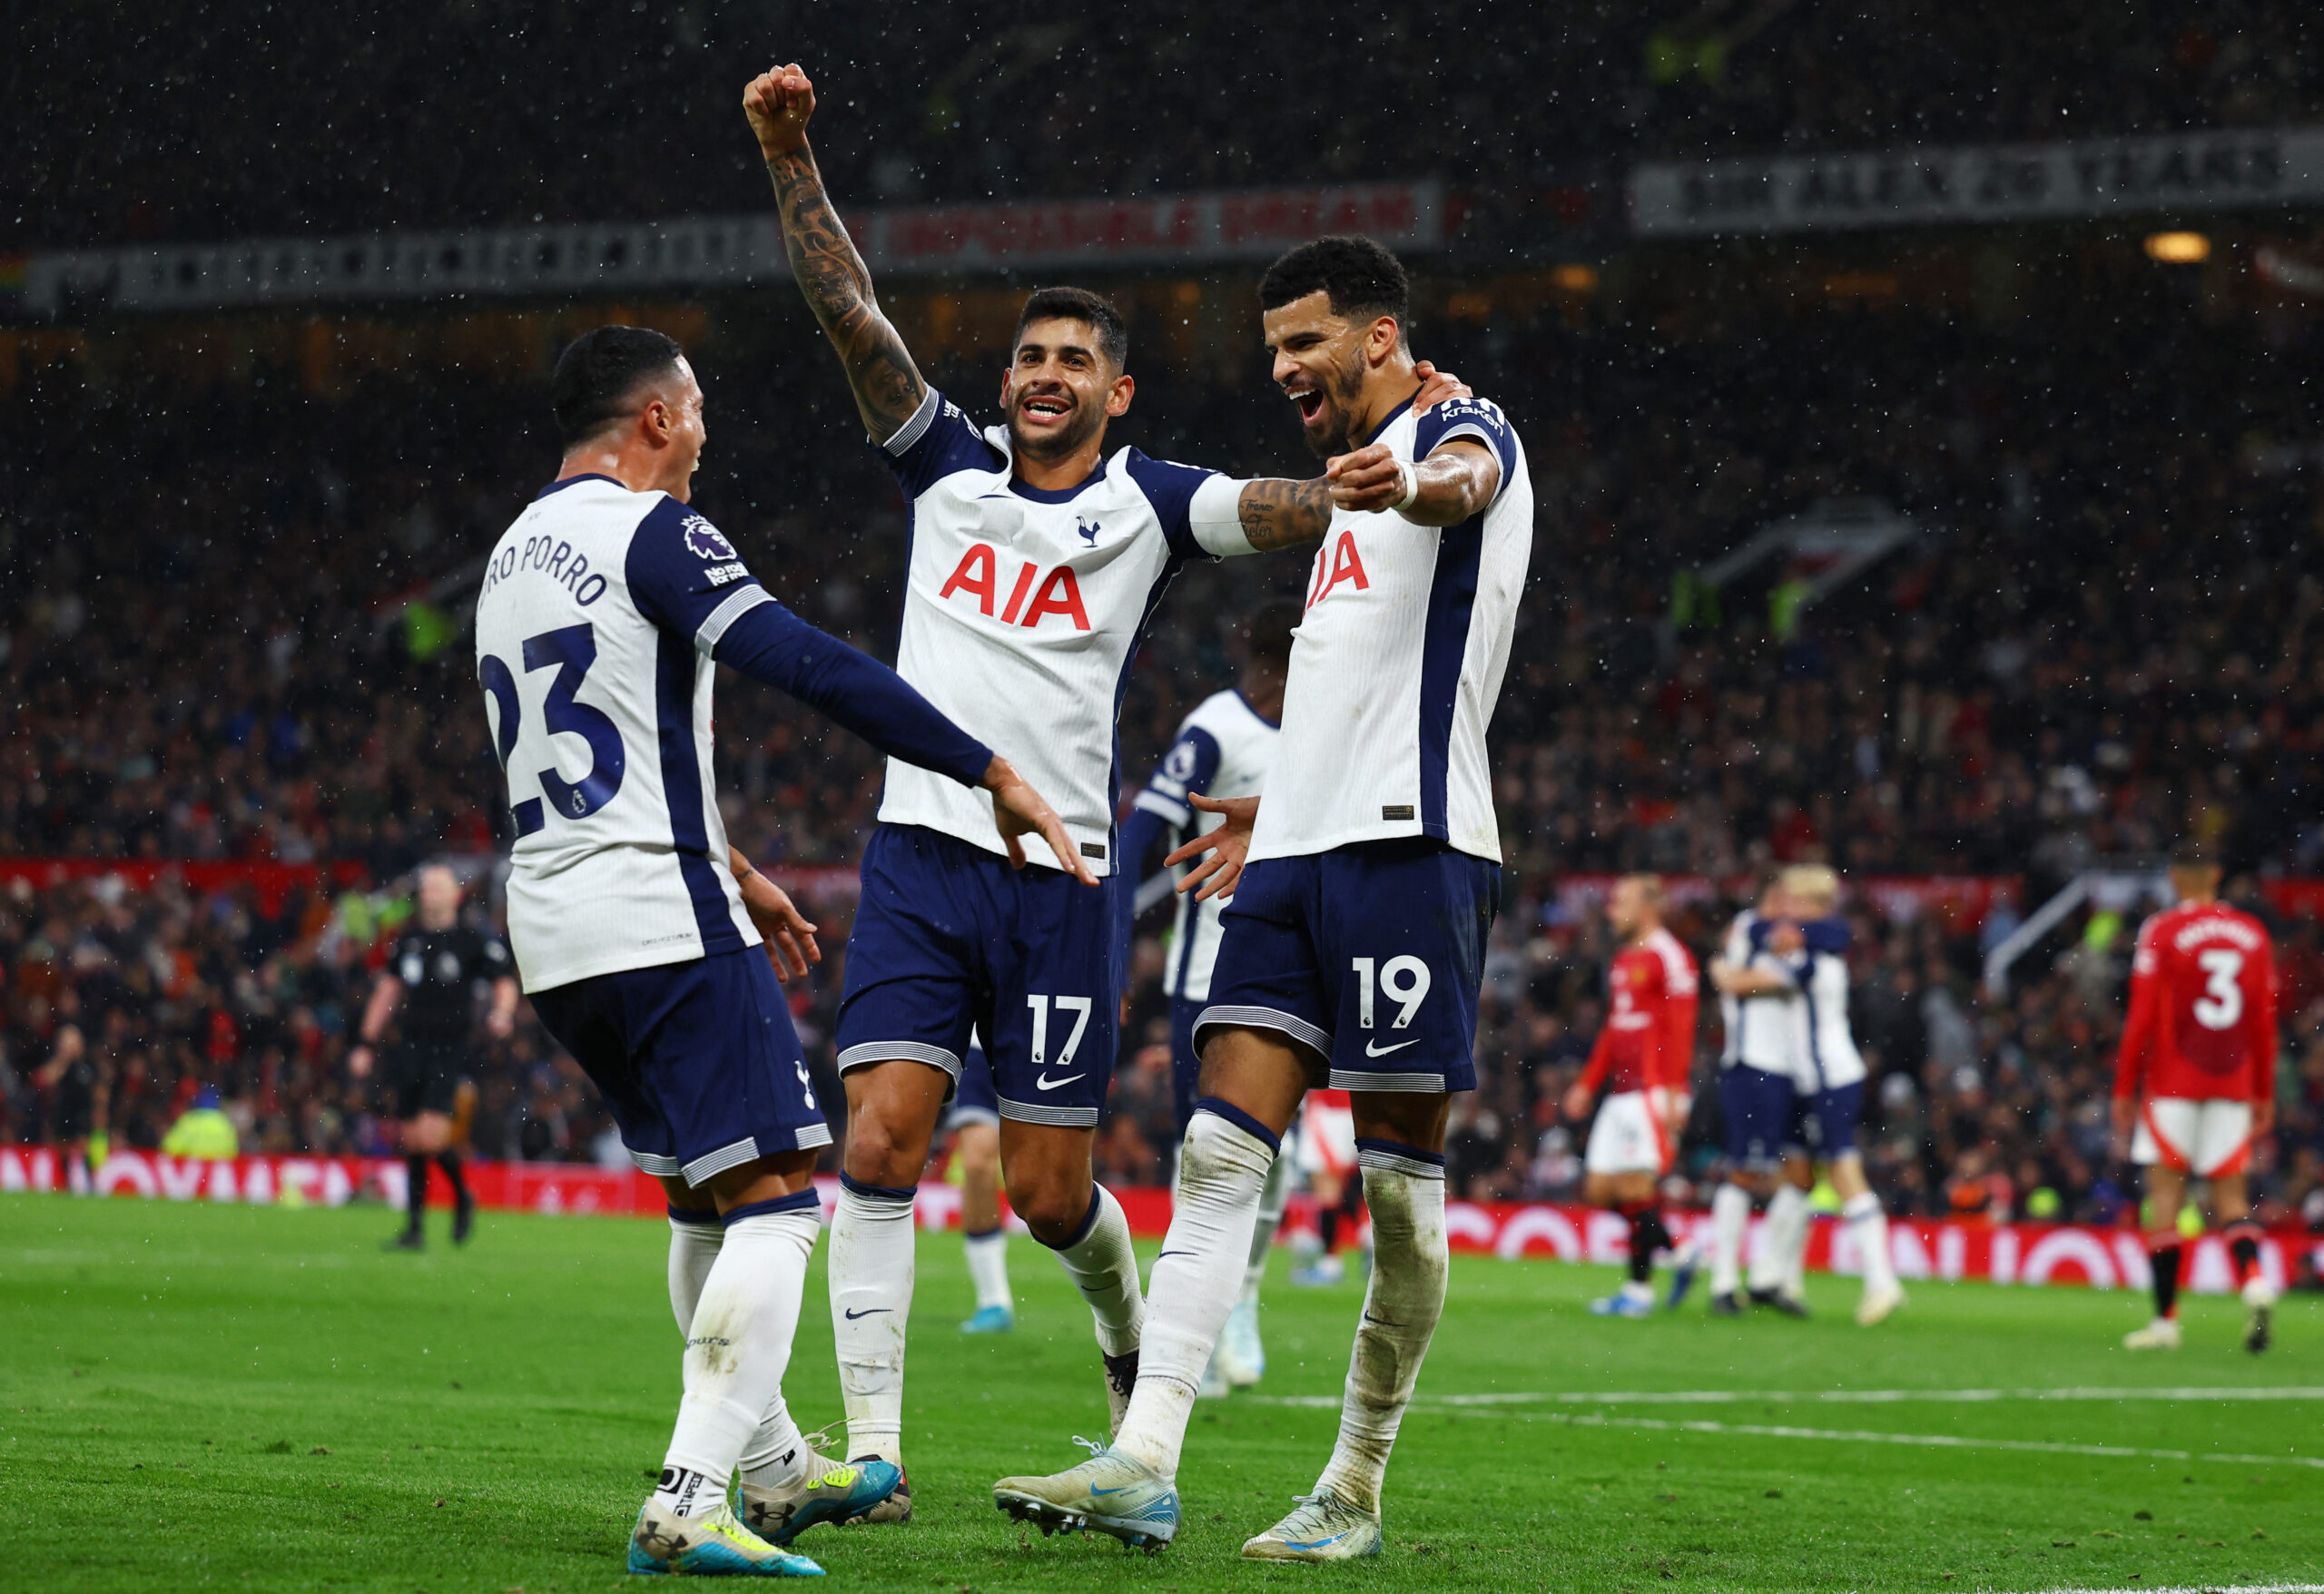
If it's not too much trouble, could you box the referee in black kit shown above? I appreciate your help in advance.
[350,864,518,1248]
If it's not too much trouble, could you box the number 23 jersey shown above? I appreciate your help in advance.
[475,474,769,991]
[2115,900,2279,1102]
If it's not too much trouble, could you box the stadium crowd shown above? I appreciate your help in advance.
[5,280,2323,1228]
[14,4,2323,251]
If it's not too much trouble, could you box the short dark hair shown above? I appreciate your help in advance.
[1258,236,1411,333]
[1016,286,1129,369]
[1242,597,1304,667]
[553,325,684,448]
[2169,838,2220,869]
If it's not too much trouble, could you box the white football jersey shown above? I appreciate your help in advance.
[1249,393,1531,863]
[1787,921,1867,1093]
[475,475,771,991]
[874,389,1243,874]
[1718,910,1798,1076]
[1132,689,1278,1002]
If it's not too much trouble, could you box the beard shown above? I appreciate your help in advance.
[1300,342,1371,458]
[1008,394,1105,463]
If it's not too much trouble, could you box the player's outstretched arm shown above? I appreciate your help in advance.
[745,64,929,440]
[1327,438,1501,525]
[1163,792,1258,901]
[1218,362,1474,552]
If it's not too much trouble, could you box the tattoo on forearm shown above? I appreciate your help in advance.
[765,151,927,437]
[1238,477,1334,551]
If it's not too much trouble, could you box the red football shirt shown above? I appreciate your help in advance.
[1581,929,1700,1096]
[2113,900,2279,1104]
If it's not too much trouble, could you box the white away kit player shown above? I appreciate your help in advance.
[481,326,1081,1575]
[997,235,1531,1560]
[1118,601,1294,1390]
[746,63,1468,1513]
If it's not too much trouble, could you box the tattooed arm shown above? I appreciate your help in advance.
[743,64,928,441]
[1200,360,1475,554]
[1235,478,1334,551]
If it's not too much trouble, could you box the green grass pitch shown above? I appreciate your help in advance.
[3,1196,2319,1592]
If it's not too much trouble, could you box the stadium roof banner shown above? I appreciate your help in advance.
[1629,124,2324,237]
[19,182,1443,317]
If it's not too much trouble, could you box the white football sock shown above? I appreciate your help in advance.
[963,1226,1012,1313]
[1112,1107,1274,1476]
[829,1178,917,1464]
[667,1211,724,1333]
[655,1199,821,1517]
[1041,1184,1145,1357]
[1709,1181,1751,1297]
[1243,1153,1291,1304]
[1844,1191,1897,1294]
[1315,1147,1448,1514]
[1753,1183,1809,1294]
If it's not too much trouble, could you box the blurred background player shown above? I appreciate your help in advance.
[1563,875,1699,1318]
[1758,866,1905,1326]
[947,1035,1013,1334]
[482,323,1074,1572]
[32,1019,106,1186]
[2112,841,2281,1353]
[349,863,517,1251]
[1000,235,1531,1561]
[1119,601,1292,1385]
[1702,878,1806,1314]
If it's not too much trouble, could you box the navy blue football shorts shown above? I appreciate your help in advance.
[528,944,830,1187]
[1786,1080,1864,1159]
[945,1040,1000,1131]
[837,823,1128,1129]
[1719,1063,1797,1172]
[1195,838,1500,1094]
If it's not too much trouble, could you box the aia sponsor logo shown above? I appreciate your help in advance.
[1305,530,1371,609]
[938,542,1091,631]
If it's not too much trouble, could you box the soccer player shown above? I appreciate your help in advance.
[1758,866,1905,1326]
[1561,875,1699,1318]
[948,1038,1015,1334]
[2112,842,2281,1353]
[744,64,1461,1509]
[1118,602,1291,1384]
[349,864,517,1250]
[479,323,1081,1574]
[1701,880,1806,1315]
[996,235,1531,1560]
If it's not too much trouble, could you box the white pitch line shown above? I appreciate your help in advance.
[1994,1588,2324,1594]
[1256,1386,2324,1409]
[1513,1411,2324,1471]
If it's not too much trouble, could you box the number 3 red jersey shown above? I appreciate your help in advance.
[2112,900,2278,1104]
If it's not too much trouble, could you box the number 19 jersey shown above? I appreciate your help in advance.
[476,474,771,992]
[1250,393,1531,865]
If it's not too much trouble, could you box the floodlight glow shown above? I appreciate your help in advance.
[2144,231,2211,263]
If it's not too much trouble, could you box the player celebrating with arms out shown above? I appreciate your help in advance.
[480,325,1081,1574]
[2113,841,2282,1353]
[1561,875,1699,1318]
[997,236,1531,1560]
[743,64,1463,1510]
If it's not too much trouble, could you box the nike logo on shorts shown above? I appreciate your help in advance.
[1035,1072,1083,1090]
[843,1307,891,1320]
[1364,1038,1420,1058]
